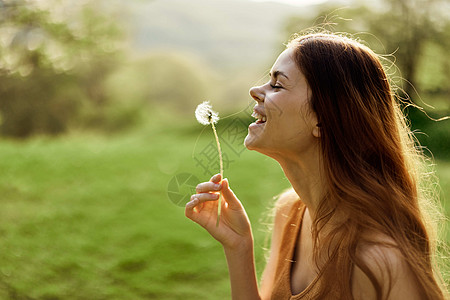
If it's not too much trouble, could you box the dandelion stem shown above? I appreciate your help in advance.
[195,101,222,227]
[211,121,223,227]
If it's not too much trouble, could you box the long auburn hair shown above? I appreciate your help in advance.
[285,33,446,299]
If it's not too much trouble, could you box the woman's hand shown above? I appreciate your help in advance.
[185,174,252,250]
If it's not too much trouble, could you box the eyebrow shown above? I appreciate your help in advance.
[269,70,289,80]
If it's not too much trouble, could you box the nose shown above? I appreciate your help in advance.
[249,85,264,102]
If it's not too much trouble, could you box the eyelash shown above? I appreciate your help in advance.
[270,84,282,89]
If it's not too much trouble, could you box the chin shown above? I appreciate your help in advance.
[244,134,258,150]
[245,136,268,155]
[244,135,283,161]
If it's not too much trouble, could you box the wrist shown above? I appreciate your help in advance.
[223,234,254,255]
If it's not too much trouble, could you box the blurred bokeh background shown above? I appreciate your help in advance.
[0,0,448,298]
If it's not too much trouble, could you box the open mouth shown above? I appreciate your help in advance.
[251,111,266,124]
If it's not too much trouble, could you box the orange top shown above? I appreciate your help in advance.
[270,200,340,300]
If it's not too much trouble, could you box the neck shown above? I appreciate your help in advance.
[274,144,325,218]
[273,146,349,239]
[273,146,351,268]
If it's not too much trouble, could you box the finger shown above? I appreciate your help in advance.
[185,198,212,227]
[190,192,220,203]
[185,197,199,220]
[221,178,242,210]
[196,181,222,193]
[210,173,222,183]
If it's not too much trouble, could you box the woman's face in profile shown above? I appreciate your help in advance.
[244,48,319,160]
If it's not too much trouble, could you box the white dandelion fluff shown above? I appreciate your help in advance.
[194,101,223,227]
[195,101,219,125]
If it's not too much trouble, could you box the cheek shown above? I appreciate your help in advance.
[265,98,283,120]
[266,98,302,127]
[272,108,313,140]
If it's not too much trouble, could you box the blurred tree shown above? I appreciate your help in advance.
[368,0,450,100]
[104,52,210,114]
[0,0,122,137]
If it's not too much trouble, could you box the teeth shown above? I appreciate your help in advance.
[251,111,266,122]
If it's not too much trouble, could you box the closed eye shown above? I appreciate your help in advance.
[270,84,282,89]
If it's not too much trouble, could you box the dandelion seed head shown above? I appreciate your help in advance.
[195,101,219,125]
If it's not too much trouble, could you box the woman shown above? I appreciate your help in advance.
[185,33,447,299]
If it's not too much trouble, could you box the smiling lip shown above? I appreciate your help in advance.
[249,122,265,130]
[253,106,266,118]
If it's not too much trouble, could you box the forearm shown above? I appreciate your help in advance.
[223,237,261,300]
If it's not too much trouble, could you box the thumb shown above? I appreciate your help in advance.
[221,178,242,210]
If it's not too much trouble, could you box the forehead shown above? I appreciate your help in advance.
[271,49,307,90]
[270,48,299,77]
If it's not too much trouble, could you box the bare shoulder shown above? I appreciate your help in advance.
[271,188,302,250]
[260,188,300,300]
[273,188,300,219]
[352,235,423,300]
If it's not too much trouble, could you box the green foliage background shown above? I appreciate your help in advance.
[0,0,448,298]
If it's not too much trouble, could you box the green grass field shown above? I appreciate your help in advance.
[0,117,448,299]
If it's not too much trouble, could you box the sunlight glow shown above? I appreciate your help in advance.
[250,0,329,7]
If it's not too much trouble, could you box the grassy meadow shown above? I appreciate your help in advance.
[0,113,448,299]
